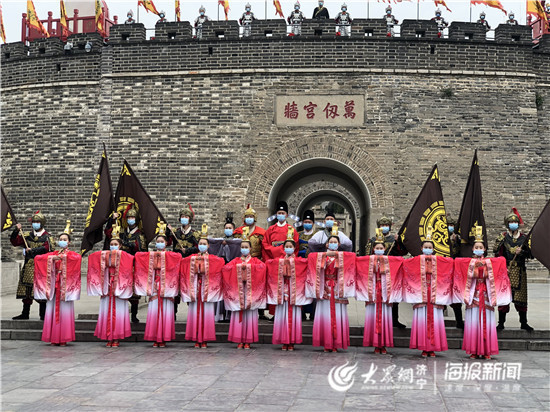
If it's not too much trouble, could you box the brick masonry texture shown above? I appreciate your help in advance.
[1,21,548,259]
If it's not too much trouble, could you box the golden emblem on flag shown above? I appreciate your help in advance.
[419,200,450,256]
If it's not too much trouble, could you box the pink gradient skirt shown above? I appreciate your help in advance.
[94,296,132,341]
[42,298,75,344]
[272,302,302,345]
[185,301,217,343]
[228,309,259,343]
[363,303,393,348]
[409,306,448,352]
[312,300,349,350]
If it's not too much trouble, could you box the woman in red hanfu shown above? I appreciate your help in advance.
[34,221,81,346]
[402,226,453,357]
[222,227,267,349]
[306,225,356,353]
[356,229,403,354]
[454,226,512,360]
[134,223,181,348]
[87,224,134,348]
[266,227,312,351]
[181,224,225,348]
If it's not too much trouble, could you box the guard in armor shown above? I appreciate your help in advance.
[125,10,136,24]
[365,216,407,328]
[157,10,167,24]
[288,2,305,36]
[104,207,147,323]
[493,210,533,332]
[194,5,210,40]
[477,12,491,30]
[312,0,330,19]
[506,11,518,25]
[335,3,352,37]
[385,6,398,37]
[233,204,266,260]
[239,3,256,38]
[10,211,53,320]
[431,8,448,38]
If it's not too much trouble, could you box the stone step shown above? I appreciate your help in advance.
[2,319,548,339]
[2,319,549,351]
[2,329,549,351]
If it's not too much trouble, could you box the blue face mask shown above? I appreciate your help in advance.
[180,217,189,226]
[285,247,295,255]
[473,249,484,257]
[245,217,254,225]
[436,13,441,17]
[198,244,208,253]
[200,12,205,15]
[328,242,338,251]
[32,222,41,231]
[381,226,390,234]
[277,214,286,222]
[58,240,68,248]
[374,249,385,256]
[224,228,233,237]
[156,242,166,250]
[110,245,119,251]
[325,220,334,228]
[127,219,136,226]
[303,223,313,231]
[448,226,454,234]
[241,248,250,256]
[509,223,519,231]
[423,248,434,255]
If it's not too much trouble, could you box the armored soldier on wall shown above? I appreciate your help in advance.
[431,8,448,38]
[385,6,398,37]
[288,2,305,36]
[194,6,210,40]
[335,3,352,37]
[125,10,136,24]
[239,3,256,38]
[477,12,491,31]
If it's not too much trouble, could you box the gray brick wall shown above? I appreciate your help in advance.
[1,22,548,261]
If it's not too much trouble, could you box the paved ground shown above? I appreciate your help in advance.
[2,282,549,330]
[1,340,549,411]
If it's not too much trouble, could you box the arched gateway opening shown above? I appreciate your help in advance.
[266,158,371,253]
[246,138,392,254]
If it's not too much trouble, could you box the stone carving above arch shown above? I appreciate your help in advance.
[246,136,391,212]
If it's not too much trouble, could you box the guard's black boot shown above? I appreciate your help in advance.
[392,303,406,329]
[496,311,506,331]
[451,303,464,330]
[519,311,533,332]
[12,301,31,320]
[131,302,139,324]
[39,301,47,321]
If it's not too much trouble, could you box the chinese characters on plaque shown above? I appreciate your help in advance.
[275,95,364,126]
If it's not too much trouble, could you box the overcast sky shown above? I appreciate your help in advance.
[2,0,532,43]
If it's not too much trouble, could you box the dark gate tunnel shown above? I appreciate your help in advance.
[267,158,371,253]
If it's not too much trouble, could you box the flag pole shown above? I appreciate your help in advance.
[265,0,268,20]
[469,1,472,22]
[417,0,420,20]
[137,1,140,23]
[367,0,369,19]
[218,3,220,21]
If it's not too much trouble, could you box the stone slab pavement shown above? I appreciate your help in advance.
[1,340,549,411]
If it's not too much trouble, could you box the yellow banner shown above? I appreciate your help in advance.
[27,0,49,37]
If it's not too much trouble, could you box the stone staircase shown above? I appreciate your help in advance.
[1,317,548,351]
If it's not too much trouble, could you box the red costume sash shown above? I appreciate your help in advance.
[222,257,267,317]
[134,251,181,298]
[180,254,224,303]
[34,250,81,302]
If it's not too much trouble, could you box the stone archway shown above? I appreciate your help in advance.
[246,137,392,253]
